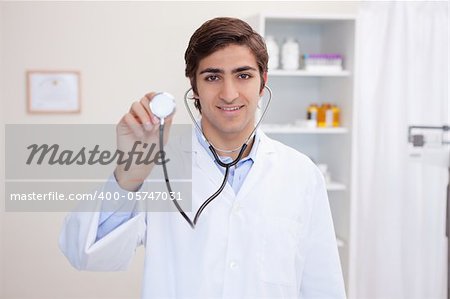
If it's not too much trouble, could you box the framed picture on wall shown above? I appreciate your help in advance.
[26,70,81,113]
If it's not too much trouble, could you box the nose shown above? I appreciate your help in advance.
[219,79,239,103]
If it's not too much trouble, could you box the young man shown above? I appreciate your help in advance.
[59,17,346,298]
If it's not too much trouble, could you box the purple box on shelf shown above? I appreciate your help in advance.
[303,53,343,72]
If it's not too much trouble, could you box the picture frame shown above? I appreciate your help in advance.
[26,70,81,113]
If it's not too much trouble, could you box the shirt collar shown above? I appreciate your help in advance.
[194,121,260,165]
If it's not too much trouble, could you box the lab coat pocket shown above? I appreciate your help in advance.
[259,217,304,286]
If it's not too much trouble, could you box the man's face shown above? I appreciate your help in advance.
[195,44,266,142]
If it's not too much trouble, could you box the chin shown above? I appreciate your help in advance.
[225,124,253,135]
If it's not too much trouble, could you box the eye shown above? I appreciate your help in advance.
[205,75,219,82]
[238,73,252,79]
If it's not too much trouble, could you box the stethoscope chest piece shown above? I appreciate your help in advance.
[150,92,176,120]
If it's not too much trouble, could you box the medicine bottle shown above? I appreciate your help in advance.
[266,36,279,70]
[332,104,340,127]
[325,104,333,127]
[318,103,332,127]
[307,103,319,126]
[281,38,300,70]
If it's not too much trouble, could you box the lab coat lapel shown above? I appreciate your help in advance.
[235,131,276,201]
[183,130,234,198]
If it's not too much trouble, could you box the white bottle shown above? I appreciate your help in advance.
[281,38,300,70]
[265,35,279,70]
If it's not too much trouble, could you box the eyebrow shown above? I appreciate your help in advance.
[199,66,258,75]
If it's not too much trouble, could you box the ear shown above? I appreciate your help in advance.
[260,72,268,96]
[193,89,199,98]
[189,78,200,99]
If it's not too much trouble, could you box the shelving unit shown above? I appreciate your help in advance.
[327,182,347,191]
[269,69,351,77]
[261,124,349,134]
[249,13,356,294]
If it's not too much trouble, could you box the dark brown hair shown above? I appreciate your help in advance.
[184,17,268,111]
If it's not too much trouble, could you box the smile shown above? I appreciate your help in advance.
[218,105,244,111]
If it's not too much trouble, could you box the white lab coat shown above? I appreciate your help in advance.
[59,130,346,298]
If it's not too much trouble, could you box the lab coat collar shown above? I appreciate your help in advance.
[163,125,278,211]
[181,126,275,199]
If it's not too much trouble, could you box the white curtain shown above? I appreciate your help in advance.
[352,2,449,299]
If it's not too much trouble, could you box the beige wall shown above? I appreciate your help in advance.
[1,2,358,298]
[1,2,5,298]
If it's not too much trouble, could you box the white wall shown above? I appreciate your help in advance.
[1,2,358,298]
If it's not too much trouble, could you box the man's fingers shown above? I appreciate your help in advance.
[123,92,172,135]
[122,113,145,138]
[142,92,160,124]
[129,101,156,131]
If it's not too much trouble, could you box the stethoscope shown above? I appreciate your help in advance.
[150,86,272,228]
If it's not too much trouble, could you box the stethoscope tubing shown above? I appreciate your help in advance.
[159,124,248,229]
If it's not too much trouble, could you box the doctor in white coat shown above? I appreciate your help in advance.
[59,17,346,299]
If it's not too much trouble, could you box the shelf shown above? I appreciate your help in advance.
[262,124,348,134]
[254,12,356,289]
[260,12,357,22]
[326,182,347,191]
[269,69,351,77]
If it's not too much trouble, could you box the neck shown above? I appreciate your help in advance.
[202,128,255,160]
[214,136,254,161]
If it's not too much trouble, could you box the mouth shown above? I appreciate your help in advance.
[218,105,244,111]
